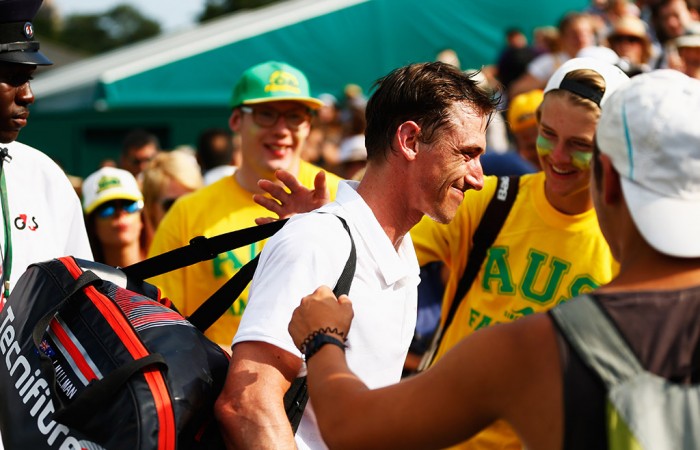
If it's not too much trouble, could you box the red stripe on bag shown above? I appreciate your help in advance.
[59,257,176,450]
[49,320,99,382]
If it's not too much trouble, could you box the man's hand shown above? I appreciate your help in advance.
[254,170,331,225]
[289,286,354,351]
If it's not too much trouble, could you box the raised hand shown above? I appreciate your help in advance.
[254,169,331,225]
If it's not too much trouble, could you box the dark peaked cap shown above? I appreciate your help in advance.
[0,0,52,65]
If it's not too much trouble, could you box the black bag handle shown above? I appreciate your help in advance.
[121,219,288,280]
[121,220,290,333]
[187,214,357,334]
[419,176,519,370]
[186,253,261,332]
[31,271,168,426]
[284,214,357,433]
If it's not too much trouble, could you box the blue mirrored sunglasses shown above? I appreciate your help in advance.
[95,200,143,219]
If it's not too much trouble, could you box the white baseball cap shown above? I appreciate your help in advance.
[544,57,630,107]
[338,135,368,163]
[675,21,700,48]
[82,167,143,215]
[595,70,700,258]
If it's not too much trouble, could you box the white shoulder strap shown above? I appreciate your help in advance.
[550,295,643,388]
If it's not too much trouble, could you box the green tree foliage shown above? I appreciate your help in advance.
[199,0,282,23]
[55,4,161,55]
[33,7,58,40]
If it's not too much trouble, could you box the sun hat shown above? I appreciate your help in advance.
[595,70,700,257]
[544,57,630,107]
[608,15,649,42]
[507,89,544,132]
[82,167,143,215]
[230,61,324,109]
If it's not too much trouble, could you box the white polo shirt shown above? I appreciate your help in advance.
[233,180,420,450]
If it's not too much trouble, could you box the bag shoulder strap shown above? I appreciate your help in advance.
[420,175,519,369]
[550,295,643,388]
[323,214,356,298]
[284,213,357,433]
[445,175,520,330]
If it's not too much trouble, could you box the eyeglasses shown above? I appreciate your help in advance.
[240,106,311,129]
[95,200,143,219]
[129,155,155,166]
[160,198,177,213]
[610,35,643,44]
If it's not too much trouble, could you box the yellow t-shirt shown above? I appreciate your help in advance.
[411,172,618,450]
[147,161,341,346]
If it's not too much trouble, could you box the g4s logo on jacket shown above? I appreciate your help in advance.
[14,214,38,231]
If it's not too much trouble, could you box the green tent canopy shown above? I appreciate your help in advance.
[26,0,587,176]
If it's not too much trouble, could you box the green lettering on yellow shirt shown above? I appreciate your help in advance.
[520,250,571,304]
[468,308,493,330]
[212,242,260,277]
[229,298,247,316]
[481,246,516,294]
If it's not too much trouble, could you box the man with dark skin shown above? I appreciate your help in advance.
[0,1,92,446]
[0,0,91,309]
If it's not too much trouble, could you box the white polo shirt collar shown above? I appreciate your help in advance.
[327,181,418,286]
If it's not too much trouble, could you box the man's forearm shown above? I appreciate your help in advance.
[215,341,302,450]
[217,403,296,450]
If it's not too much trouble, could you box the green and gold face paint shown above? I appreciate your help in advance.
[536,134,593,170]
[536,135,553,158]
[570,150,593,170]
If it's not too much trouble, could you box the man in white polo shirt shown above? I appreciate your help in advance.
[215,62,499,449]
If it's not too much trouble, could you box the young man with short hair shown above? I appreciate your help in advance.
[148,61,343,347]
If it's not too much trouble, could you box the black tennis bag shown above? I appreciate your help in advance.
[0,220,290,450]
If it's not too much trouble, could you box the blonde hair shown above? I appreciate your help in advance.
[537,69,606,121]
[141,150,203,219]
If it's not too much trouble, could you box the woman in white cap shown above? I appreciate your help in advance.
[82,167,147,267]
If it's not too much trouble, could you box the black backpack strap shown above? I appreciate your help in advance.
[284,213,357,434]
[420,175,520,370]
[121,219,288,280]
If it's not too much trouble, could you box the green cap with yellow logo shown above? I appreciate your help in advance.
[230,61,324,110]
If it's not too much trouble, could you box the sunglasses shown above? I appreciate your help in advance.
[129,155,155,166]
[95,200,143,219]
[240,106,311,130]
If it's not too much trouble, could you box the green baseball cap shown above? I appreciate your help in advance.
[230,61,324,110]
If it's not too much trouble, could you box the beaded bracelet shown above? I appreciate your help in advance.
[300,327,346,354]
[304,333,346,361]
